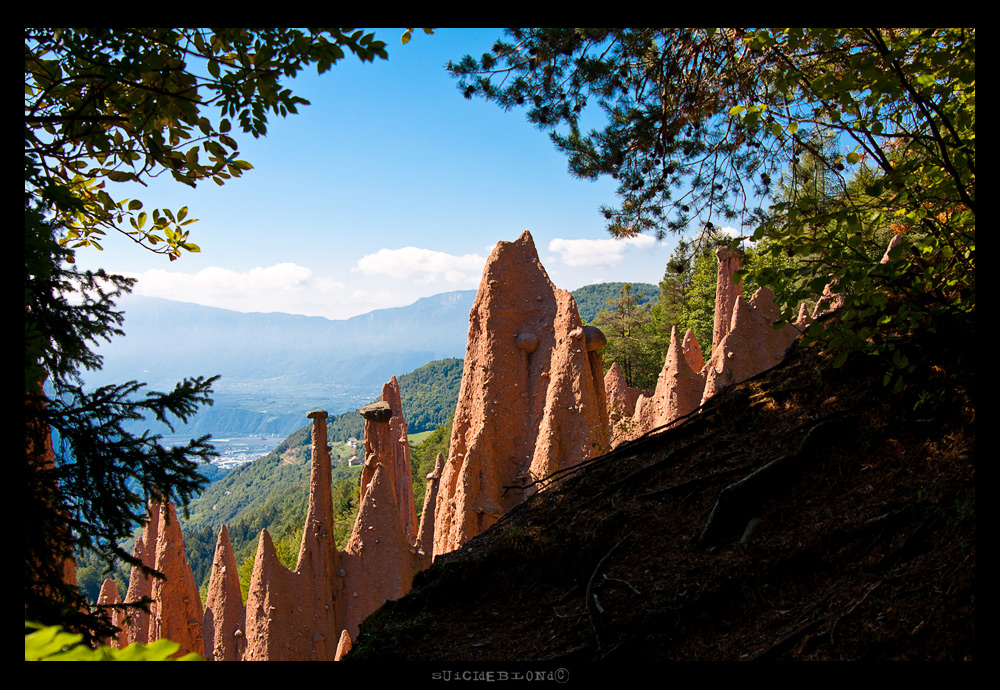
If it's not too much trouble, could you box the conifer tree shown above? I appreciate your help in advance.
[24,27,398,640]
[25,206,217,641]
[594,284,661,389]
[450,28,975,383]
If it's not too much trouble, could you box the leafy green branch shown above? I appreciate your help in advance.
[25,28,389,260]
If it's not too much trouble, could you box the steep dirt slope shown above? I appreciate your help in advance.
[348,329,975,662]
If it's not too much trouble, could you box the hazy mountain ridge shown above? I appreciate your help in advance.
[87,291,476,436]
[86,284,644,437]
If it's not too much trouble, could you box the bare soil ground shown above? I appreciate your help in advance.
[348,326,975,664]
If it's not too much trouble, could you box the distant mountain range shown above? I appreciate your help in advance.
[88,291,477,436]
[87,283,660,438]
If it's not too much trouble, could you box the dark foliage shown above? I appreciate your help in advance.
[450,28,975,393]
[25,207,217,640]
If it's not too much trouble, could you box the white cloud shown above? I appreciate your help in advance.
[128,263,351,316]
[354,246,486,286]
[547,235,657,268]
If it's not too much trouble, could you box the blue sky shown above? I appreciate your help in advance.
[72,29,741,320]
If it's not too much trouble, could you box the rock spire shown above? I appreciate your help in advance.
[712,247,743,353]
[202,524,245,661]
[243,410,340,660]
[416,452,446,563]
[359,378,418,547]
[628,327,707,439]
[702,287,807,404]
[612,247,812,440]
[149,501,205,657]
[432,230,609,557]
[122,500,160,645]
[96,578,127,648]
[341,459,420,638]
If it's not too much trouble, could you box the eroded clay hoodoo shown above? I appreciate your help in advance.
[341,459,420,638]
[243,410,340,660]
[358,378,418,547]
[702,287,807,404]
[431,230,609,558]
[122,500,160,645]
[96,578,126,649]
[202,524,245,661]
[713,247,743,354]
[415,452,446,565]
[149,501,205,657]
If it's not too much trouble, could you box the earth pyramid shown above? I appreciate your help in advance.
[201,524,245,661]
[149,500,205,657]
[242,410,339,661]
[59,229,910,660]
[627,326,707,440]
[701,246,811,405]
[432,230,609,557]
[340,382,424,638]
[618,246,811,441]
[121,500,159,645]
[357,377,419,547]
[96,578,126,648]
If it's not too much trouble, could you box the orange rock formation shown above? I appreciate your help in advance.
[107,229,846,661]
[614,246,810,441]
[335,629,352,660]
[229,395,422,657]
[712,247,743,353]
[416,453,446,563]
[243,410,339,660]
[701,286,807,404]
[149,501,205,657]
[96,578,126,648]
[627,327,707,440]
[359,377,418,547]
[603,362,651,437]
[122,501,160,645]
[202,524,245,661]
[341,459,421,637]
[431,230,609,557]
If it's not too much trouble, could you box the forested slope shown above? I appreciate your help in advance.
[571,282,658,324]
[178,357,464,593]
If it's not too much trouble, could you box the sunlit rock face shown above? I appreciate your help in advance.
[243,411,340,661]
[359,377,418,548]
[122,500,159,646]
[627,327,707,442]
[149,501,205,658]
[713,247,743,354]
[202,524,245,661]
[702,287,807,404]
[341,459,420,638]
[432,230,609,557]
[618,247,813,440]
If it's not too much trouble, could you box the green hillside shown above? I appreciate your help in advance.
[176,358,464,594]
[571,282,659,323]
[324,357,464,444]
